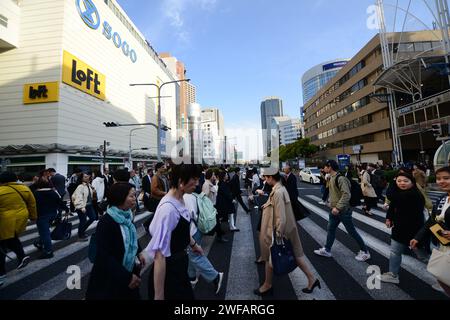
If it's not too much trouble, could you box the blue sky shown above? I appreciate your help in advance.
[116,0,435,159]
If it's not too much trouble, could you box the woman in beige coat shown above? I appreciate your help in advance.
[360,166,378,216]
[254,172,320,296]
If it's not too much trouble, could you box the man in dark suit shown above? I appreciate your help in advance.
[141,168,153,211]
[47,168,66,197]
[229,167,250,213]
[103,168,113,193]
[283,163,299,207]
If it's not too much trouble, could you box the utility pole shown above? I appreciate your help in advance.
[224,135,227,164]
[103,140,107,173]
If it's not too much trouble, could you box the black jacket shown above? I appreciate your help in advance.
[216,181,235,216]
[415,195,450,246]
[50,173,66,197]
[86,214,141,300]
[285,173,299,203]
[229,174,241,196]
[34,189,67,217]
[386,187,425,246]
[142,175,152,194]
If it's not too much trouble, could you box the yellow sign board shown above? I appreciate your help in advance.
[62,51,106,100]
[23,82,59,104]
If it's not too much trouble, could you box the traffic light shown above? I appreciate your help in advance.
[431,123,442,137]
[103,122,119,127]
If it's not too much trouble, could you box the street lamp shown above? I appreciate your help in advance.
[103,121,170,167]
[129,127,146,169]
[130,79,191,161]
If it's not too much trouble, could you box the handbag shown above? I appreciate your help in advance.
[427,248,450,286]
[291,198,310,221]
[51,213,72,240]
[270,236,297,276]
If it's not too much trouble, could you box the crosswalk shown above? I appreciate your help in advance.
[0,193,448,300]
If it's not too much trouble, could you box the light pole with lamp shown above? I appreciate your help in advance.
[103,121,171,167]
[130,79,191,161]
[129,127,145,169]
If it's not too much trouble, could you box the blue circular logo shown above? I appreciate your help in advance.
[76,0,100,30]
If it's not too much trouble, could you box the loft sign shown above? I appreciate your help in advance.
[76,0,137,63]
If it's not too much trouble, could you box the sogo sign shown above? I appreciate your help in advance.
[76,0,137,63]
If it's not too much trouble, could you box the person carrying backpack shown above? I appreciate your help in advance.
[184,193,224,294]
[314,160,371,261]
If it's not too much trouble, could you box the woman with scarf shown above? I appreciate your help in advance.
[86,183,145,300]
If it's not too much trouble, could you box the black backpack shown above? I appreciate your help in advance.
[335,174,363,207]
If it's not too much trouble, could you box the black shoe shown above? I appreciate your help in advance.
[16,256,30,270]
[230,228,240,232]
[216,236,229,243]
[33,241,43,251]
[253,287,273,296]
[254,260,265,265]
[302,279,321,294]
[78,235,89,242]
[38,252,54,259]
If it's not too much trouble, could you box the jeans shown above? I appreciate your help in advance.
[0,237,25,276]
[187,230,218,282]
[322,187,329,202]
[77,204,96,237]
[37,213,57,253]
[325,208,368,253]
[389,239,429,276]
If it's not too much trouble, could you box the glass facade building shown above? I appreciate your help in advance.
[302,60,349,104]
[261,97,283,155]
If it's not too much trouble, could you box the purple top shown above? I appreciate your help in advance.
[145,194,191,258]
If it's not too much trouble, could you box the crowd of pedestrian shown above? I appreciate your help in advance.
[0,157,448,299]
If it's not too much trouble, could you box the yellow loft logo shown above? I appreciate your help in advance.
[62,51,106,100]
[23,82,59,104]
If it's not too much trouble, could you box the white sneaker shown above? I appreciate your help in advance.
[376,272,400,284]
[190,277,198,289]
[214,272,224,294]
[314,248,332,258]
[318,201,326,205]
[355,250,371,262]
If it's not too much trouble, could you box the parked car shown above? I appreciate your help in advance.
[299,167,321,184]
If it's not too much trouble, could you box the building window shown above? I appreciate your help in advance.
[0,14,7,28]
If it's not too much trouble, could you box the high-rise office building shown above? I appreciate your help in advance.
[302,59,349,104]
[304,31,445,164]
[271,117,302,146]
[159,52,193,132]
[261,97,283,155]
[201,108,224,163]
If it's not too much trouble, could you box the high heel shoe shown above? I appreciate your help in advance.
[253,287,273,296]
[302,279,321,294]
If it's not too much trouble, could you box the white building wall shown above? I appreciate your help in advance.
[0,0,21,48]
[0,0,65,146]
[59,0,176,155]
[0,0,178,160]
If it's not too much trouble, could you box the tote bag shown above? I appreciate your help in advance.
[270,237,297,276]
[427,248,450,286]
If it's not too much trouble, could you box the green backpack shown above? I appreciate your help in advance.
[193,192,217,234]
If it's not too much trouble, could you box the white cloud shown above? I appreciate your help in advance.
[162,0,218,44]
